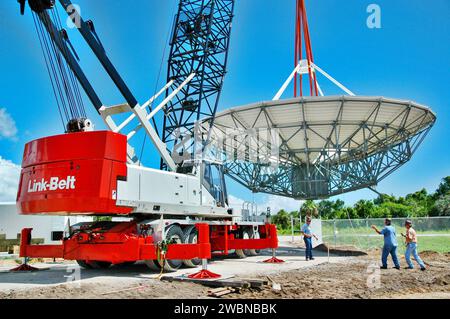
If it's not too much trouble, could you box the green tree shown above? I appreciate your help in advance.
[371,205,389,218]
[374,194,396,205]
[379,202,411,218]
[318,199,346,219]
[272,209,290,230]
[435,177,450,198]
[405,188,433,217]
[300,200,318,218]
[431,195,450,216]
[318,200,334,219]
[354,200,376,218]
[289,210,300,219]
[334,199,345,212]
[336,206,358,219]
[267,176,448,220]
[406,188,428,202]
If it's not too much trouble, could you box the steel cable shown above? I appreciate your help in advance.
[32,6,88,130]
[53,7,86,118]
[32,11,66,130]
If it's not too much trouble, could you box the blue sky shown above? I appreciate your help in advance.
[0,0,449,211]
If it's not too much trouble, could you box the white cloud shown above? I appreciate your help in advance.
[228,194,246,209]
[0,156,21,202]
[260,195,302,214]
[0,108,18,140]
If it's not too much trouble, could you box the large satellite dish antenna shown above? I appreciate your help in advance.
[203,0,436,200]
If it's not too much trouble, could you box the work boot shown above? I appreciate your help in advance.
[404,267,414,270]
[393,266,400,270]
[420,267,426,271]
[310,257,315,260]
[380,266,388,269]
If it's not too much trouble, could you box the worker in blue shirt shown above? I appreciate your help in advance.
[301,217,318,261]
[371,218,400,270]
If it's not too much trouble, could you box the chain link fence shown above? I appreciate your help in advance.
[321,217,450,254]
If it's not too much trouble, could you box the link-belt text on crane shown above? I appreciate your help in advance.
[27,176,76,193]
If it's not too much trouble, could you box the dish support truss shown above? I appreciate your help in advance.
[207,97,436,200]
[224,128,433,200]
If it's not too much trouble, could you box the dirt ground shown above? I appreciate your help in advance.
[0,259,208,299]
[0,247,448,299]
[229,250,450,299]
[0,277,208,299]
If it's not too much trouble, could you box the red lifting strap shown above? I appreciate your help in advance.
[294,0,318,97]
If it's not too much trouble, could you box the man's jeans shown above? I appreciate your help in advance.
[405,242,426,269]
[382,245,400,268]
[304,237,313,259]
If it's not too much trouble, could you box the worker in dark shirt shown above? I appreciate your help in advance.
[371,218,400,270]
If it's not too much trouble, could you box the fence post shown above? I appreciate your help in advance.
[366,217,369,248]
[291,216,295,242]
[333,219,337,248]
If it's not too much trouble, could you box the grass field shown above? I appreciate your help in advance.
[322,232,450,254]
[279,223,450,254]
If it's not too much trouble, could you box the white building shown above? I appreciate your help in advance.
[0,202,92,244]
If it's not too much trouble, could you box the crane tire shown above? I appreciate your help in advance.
[159,224,184,272]
[182,225,202,268]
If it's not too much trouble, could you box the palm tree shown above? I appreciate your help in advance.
[300,200,318,221]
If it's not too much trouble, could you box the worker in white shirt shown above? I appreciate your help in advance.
[402,219,426,271]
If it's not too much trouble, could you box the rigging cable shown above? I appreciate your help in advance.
[52,6,86,118]
[32,11,66,130]
[32,6,87,131]
[294,0,318,97]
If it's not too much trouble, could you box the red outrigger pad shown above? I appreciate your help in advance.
[16,131,132,216]
[188,269,221,279]
[9,264,40,272]
[263,256,285,263]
